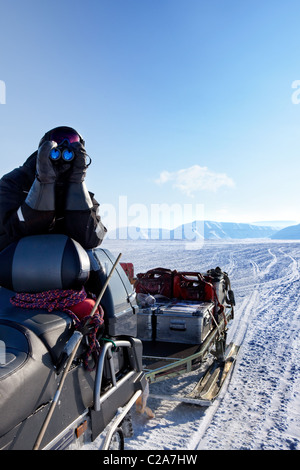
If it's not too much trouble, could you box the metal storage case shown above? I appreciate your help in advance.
[155,301,215,344]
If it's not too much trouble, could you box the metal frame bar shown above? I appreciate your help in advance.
[93,339,134,412]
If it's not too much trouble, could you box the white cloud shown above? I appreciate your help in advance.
[155,165,235,196]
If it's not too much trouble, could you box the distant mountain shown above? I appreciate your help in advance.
[107,226,171,240]
[251,221,298,230]
[174,221,278,240]
[107,221,279,240]
[271,223,300,240]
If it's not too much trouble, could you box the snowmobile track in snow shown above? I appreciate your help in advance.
[197,242,300,450]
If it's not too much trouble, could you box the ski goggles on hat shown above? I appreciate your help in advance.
[48,127,81,145]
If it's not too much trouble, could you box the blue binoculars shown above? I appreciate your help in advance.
[50,147,74,162]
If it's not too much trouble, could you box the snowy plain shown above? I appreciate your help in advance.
[95,238,300,451]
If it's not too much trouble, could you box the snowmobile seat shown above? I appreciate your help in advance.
[0,235,92,438]
[0,234,90,362]
[0,287,74,363]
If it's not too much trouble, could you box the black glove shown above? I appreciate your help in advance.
[64,142,93,211]
[68,142,88,183]
[36,141,57,183]
[24,141,57,211]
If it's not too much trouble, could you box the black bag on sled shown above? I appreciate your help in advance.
[206,267,235,306]
[135,267,175,299]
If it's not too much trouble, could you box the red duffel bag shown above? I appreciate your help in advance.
[120,262,134,283]
[173,271,216,302]
[135,267,175,298]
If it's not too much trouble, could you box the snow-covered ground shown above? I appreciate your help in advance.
[99,238,300,450]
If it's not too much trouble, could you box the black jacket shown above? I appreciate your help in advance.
[0,152,107,251]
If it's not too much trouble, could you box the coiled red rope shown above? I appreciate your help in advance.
[10,287,104,370]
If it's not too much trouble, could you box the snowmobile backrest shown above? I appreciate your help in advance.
[0,234,90,293]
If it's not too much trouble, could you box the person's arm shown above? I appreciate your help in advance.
[0,145,56,246]
[64,191,107,249]
[19,141,57,233]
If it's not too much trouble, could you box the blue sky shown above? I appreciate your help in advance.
[1,0,300,229]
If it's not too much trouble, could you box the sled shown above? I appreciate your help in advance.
[142,308,238,406]
[0,235,146,450]
[135,267,239,407]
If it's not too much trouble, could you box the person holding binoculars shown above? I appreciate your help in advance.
[0,126,107,251]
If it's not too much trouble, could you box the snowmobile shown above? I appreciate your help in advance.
[0,234,146,450]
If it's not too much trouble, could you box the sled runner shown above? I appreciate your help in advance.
[0,235,146,450]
